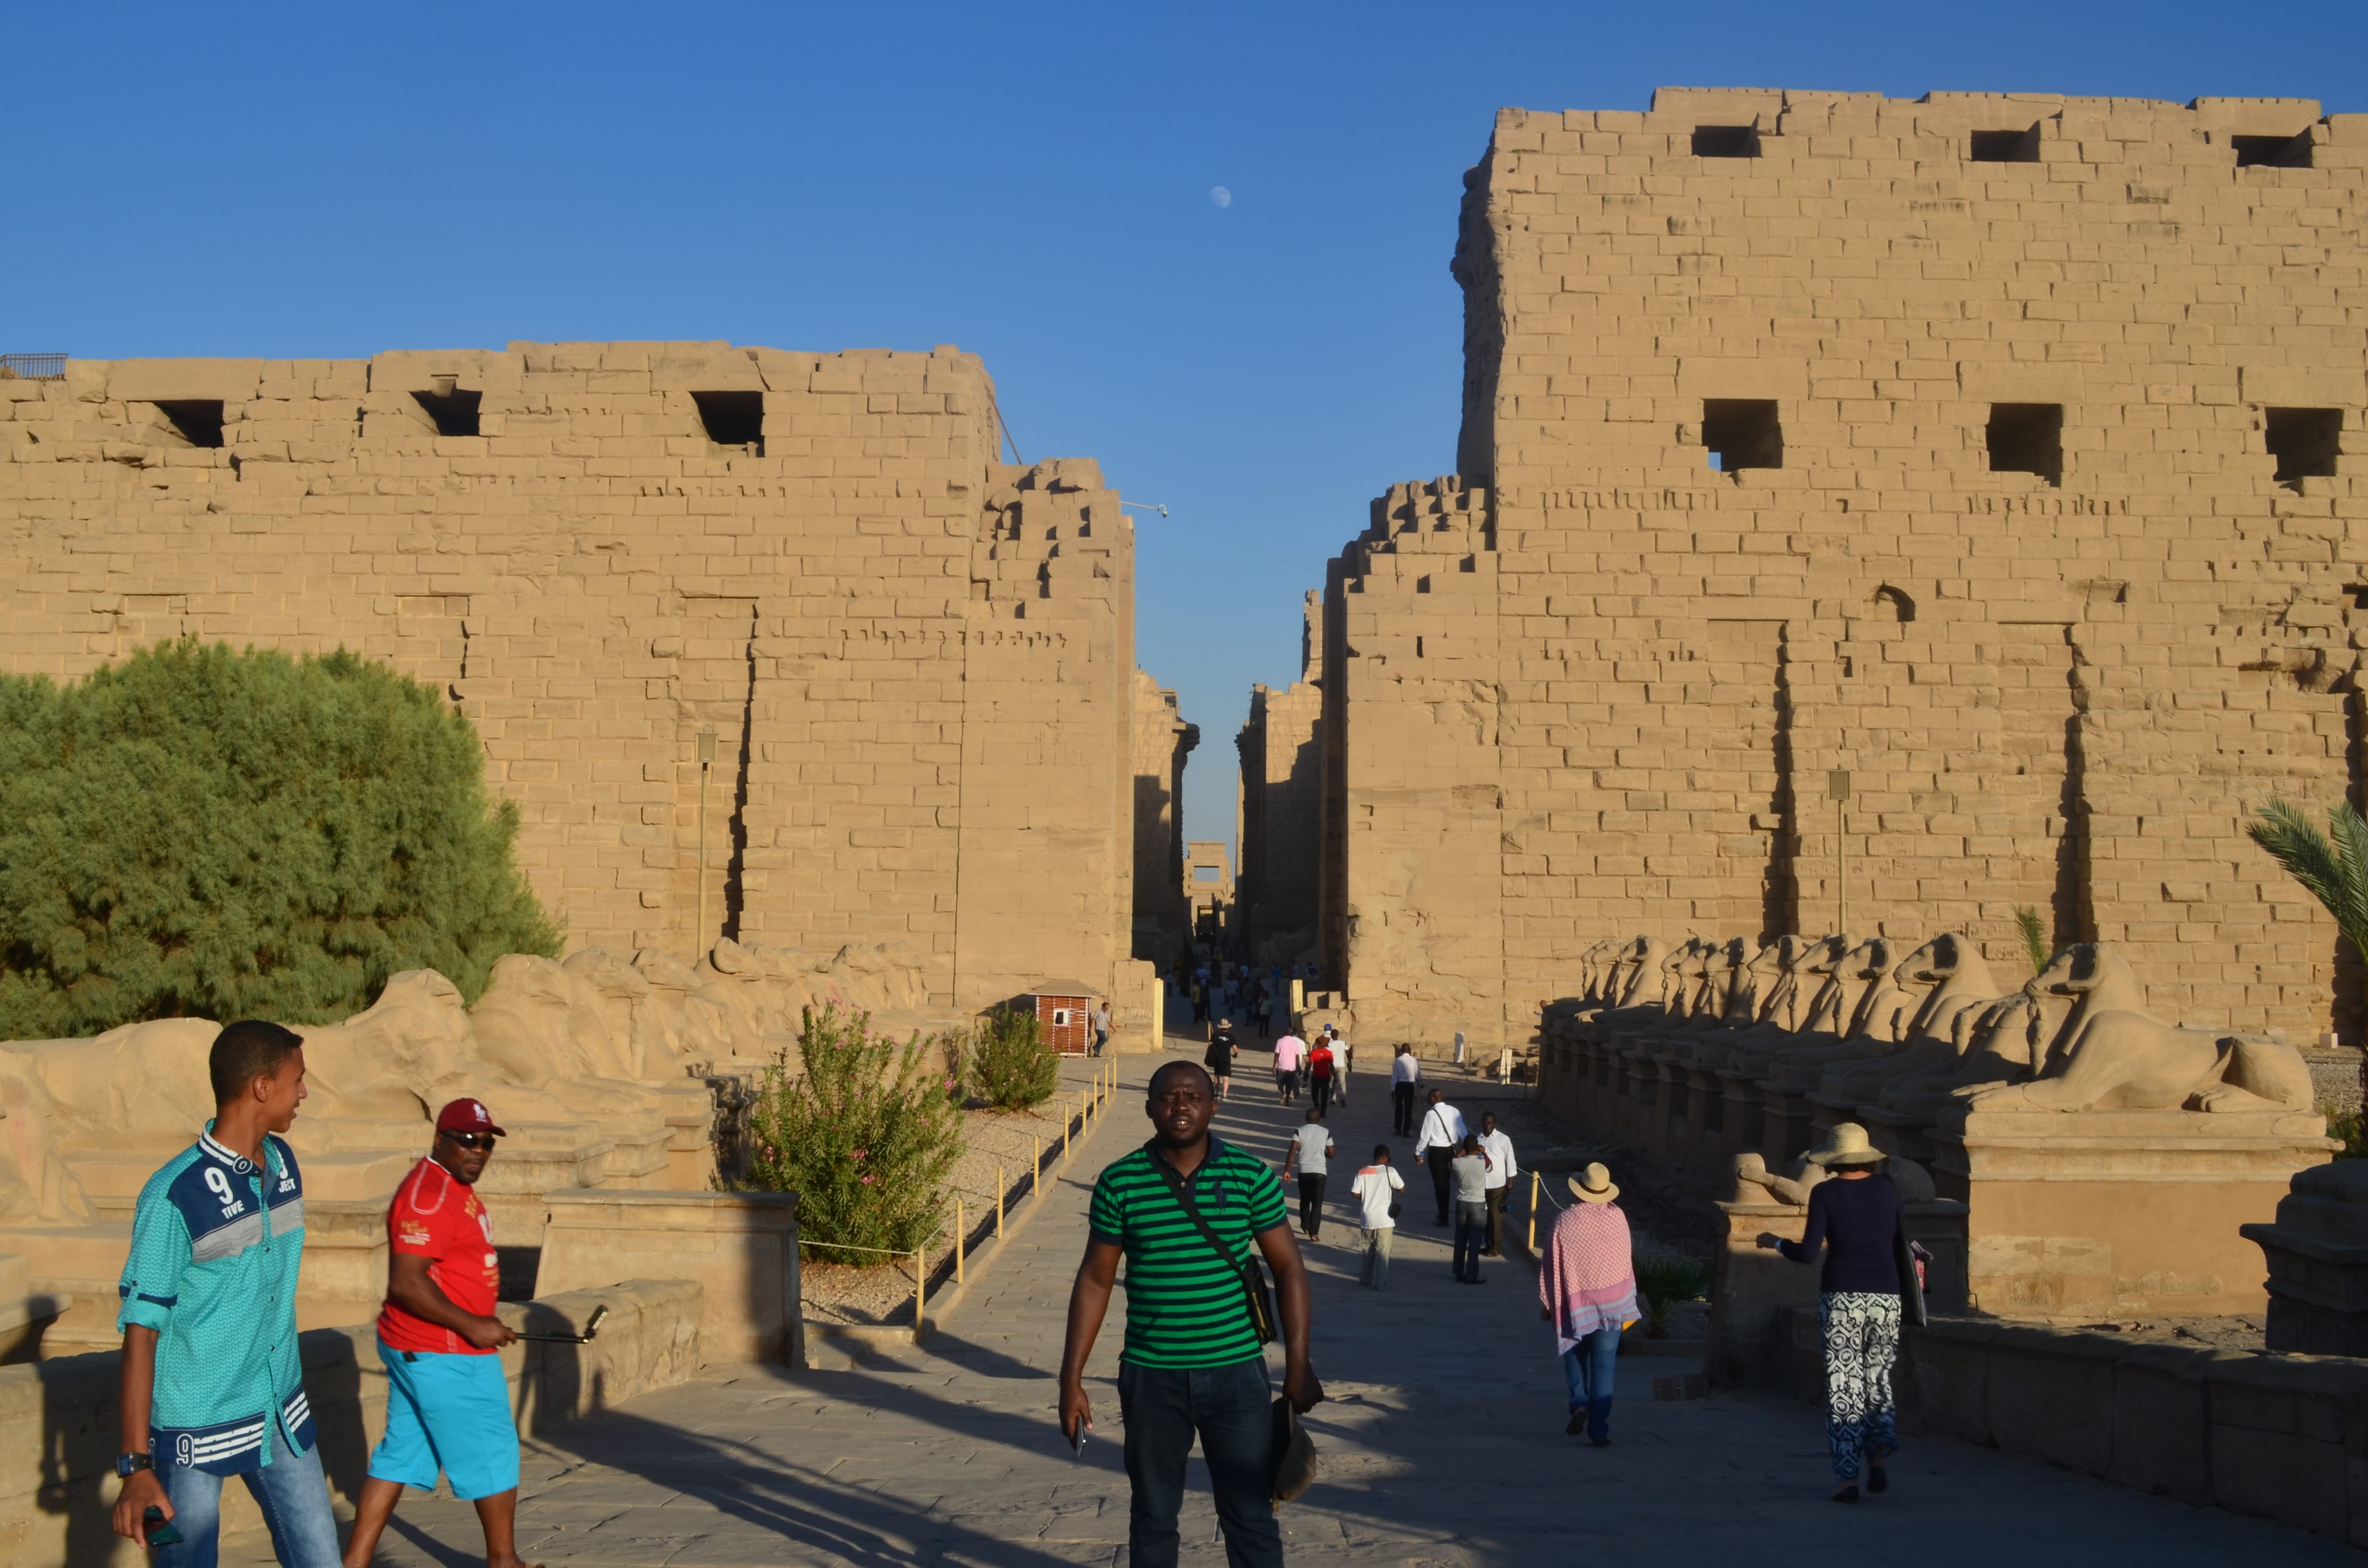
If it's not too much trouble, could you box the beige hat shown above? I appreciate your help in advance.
[1567,1163,1619,1203]
[1806,1122,1886,1167]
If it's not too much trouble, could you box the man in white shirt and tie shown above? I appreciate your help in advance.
[1412,1089,1468,1227]
[1477,1110,1519,1257]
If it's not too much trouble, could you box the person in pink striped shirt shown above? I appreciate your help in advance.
[1538,1163,1637,1446]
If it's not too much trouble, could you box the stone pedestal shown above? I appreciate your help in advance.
[2242,1159,2368,1354]
[538,1189,801,1365]
[1756,1086,1820,1166]
[1930,1105,2332,1319]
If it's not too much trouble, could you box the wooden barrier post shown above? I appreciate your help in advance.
[915,1245,926,1335]
[997,1165,1006,1237]
[955,1198,964,1285]
[1035,1134,1042,1188]
[1527,1171,1540,1252]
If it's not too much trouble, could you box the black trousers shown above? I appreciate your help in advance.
[1392,1082,1416,1135]
[1426,1149,1453,1224]
[1118,1359,1282,1568]
[1311,1077,1333,1118]
[1296,1172,1327,1237]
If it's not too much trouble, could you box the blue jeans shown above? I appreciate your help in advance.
[1117,1358,1281,1568]
[157,1414,340,1568]
[1452,1199,1487,1280]
[1562,1325,1621,1441]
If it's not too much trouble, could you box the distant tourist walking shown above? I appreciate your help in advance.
[1271,1030,1306,1104]
[1282,1110,1336,1243]
[111,1021,340,1568]
[1308,1035,1337,1119]
[1190,979,1207,1024]
[1204,1021,1239,1102]
[1755,1123,1919,1503]
[1412,1088,1468,1225]
[1350,1145,1404,1289]
[1477,1112,1518,1258]
[1060,1061,1324,1568]
[1449,1134,1492,1283]
[1327,1028,1350,1106]
[1390,1044,1421,1135]
[1092,1003,1112,1057]
[1541,1163,1636,1446]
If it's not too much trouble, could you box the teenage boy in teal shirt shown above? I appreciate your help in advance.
[111,1021,339,1568]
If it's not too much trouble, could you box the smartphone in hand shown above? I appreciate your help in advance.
[1070,1421,1088,1461]
[144,1506,185,1549]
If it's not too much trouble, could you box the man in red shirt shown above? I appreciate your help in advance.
[1308,1038,1337,1120]
[342,1099,528,1568]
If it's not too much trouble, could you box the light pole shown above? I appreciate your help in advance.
[696,729,718,951]
[1828,768,1851,934]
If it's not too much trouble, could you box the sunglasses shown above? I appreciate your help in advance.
[439,1131,500,1151]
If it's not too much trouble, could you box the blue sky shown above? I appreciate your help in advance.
[11,2,2364,851]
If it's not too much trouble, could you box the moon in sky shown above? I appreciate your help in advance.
[1210,186,1232,208]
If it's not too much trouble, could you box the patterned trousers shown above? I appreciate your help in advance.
[1818,1291,1900,1481]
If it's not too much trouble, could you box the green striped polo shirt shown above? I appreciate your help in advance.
[1088,1138,1289,1369]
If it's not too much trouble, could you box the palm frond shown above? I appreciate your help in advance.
[2013,906,2050,977]
[2249,796,2368,965]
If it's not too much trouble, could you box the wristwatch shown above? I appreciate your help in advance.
[115,1452,154,1478]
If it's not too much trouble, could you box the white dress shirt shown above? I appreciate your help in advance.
[1392,1051,1421,1086]
[1414,1102,1468,1158]
[1478,1128,1517,1191]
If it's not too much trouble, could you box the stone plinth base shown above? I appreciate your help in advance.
[2242,1158,2368,1354]
[1931,1106,2332,1319]
[538,1189,801,1365]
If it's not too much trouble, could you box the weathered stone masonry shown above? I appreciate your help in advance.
[1281,88,2368,1053]
[0,342,1174,1015]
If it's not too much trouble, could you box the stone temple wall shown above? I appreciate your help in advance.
[1131,669,1197,969]
[0,342,1153,1013]
[1236,591,1325,967]
[1316,88,2368,1052]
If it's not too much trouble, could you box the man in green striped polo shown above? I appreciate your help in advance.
[1060,1060,1323,1567]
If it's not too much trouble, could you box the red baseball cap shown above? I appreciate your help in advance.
[434,1098,507,1137]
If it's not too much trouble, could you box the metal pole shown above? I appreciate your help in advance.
[1528,1171,1540,1251]
[1035,1135,1042,1190]
[997,1166,1005,1237]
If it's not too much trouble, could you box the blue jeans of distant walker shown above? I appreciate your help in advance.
[1117,1358,1282,1568]
[1452,1199,1487,1280]
[155,1414,340,1568]
[1562,1325,1621,1442]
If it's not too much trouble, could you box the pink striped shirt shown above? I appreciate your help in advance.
[1539,1201,1637,1353]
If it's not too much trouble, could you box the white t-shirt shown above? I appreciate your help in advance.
[1328,1035,1351,1072]
[1350,1164,1406,1229]
[1289,1123,1334,1174]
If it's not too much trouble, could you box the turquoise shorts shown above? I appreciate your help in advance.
[369,1340,520,1501]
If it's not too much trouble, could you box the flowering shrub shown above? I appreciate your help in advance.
[739,1004,963,1263]
[968,1004,1060,1110]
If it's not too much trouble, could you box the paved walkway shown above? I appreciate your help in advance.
[264,1037,2357,1568]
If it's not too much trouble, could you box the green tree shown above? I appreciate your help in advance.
[2247,796,2368,967]
[0,640,559,1036]
[739,1005,963,1262]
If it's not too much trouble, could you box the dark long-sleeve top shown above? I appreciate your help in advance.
[1778,1173,1902,1294]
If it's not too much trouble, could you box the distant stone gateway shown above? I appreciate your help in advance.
[1236,87,2368,1056]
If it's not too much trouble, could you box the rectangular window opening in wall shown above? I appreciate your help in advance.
[151,400,224,448]
[1690,124,1758,159]
[2233,132,2313,169]
[1986,403,2063,486]
[2265,407,2342,487]
[1969,126,2040,163]
[693,391,765,454]
[412,386,481,437]
[1702,400,1782,474]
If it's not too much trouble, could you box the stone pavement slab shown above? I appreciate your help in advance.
[246,1050,2360,1568]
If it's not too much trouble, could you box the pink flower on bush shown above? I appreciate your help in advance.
[860,1174,873,1185]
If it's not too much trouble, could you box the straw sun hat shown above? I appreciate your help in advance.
[1566,1163,1619,1204]
[1805,1122,1887,1167]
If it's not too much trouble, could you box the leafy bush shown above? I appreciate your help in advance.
[2328,1106,2367,1161]
[1633,1253,1712,1339]
[968,1004,1059,1110]
[0,640,559,1037]
[740,1004,963,1262]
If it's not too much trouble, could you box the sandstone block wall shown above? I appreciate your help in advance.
[1309,89,2368,1051]
[0,343,1157,1011]
[1235,592,1325,966]
[1131,670,1197,968]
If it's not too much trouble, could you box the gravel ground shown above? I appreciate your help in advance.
[801,1054,1113,1328]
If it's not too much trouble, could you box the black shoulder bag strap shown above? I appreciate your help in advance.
[1145,1140,1278,1344]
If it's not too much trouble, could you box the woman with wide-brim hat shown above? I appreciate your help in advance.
[1537,1163,1636,1446]
[1755,1122,1907,1502]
